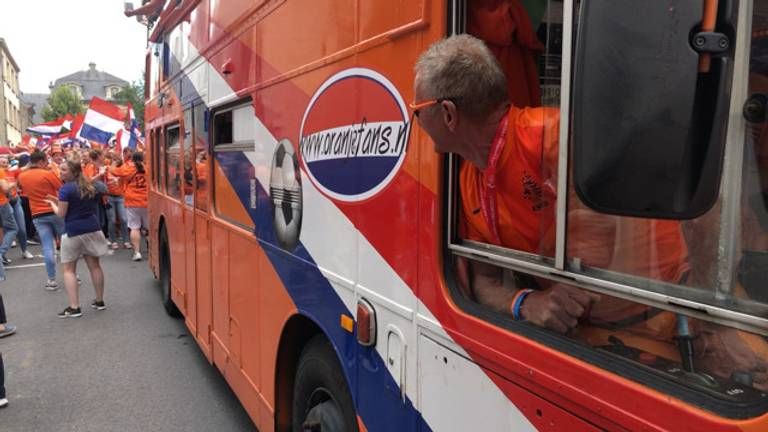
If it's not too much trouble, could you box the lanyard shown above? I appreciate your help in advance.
[478,110,510,245]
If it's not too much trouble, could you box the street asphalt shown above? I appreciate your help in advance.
[0,243,256,432]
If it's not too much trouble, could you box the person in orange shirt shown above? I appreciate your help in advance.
[468,0,542,107]
[17,151,64,290]
[0,166,17,279]
[104,153,130,249]
[0,156,33,261]
[110,152,148,261]
[412,35,768,386]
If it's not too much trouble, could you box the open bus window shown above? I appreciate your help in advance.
[211,102,256,230]
[165,126,181,199]
[442,0,768,416]
[182,108,194,206]
[451,255,768,405]
[193,103,209,211]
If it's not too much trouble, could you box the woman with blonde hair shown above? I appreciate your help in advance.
[45,160,109,318]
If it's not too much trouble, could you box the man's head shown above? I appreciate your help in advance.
[0,156,9,169]
[89,149,103,163]
[413,34,508,156]
[30,150,48,167]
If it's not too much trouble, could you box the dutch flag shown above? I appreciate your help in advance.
[80,97,125,145]
[26,113,73,136]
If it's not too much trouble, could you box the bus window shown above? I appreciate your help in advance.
[211,102,256,230]
[193,103,209,211]
[165,126,181,199]
[740,6,768,310]
[151,128,162,190]
[183,108,194,206]
[452,254,768,401]
[441,0,768,416]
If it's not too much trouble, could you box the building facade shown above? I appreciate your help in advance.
[21,63,130,130]
[0,38,22,147]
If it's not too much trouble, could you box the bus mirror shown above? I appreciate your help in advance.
[572,0,735,219]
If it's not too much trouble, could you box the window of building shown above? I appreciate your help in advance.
[165,125,181,199]
[211,101,255,229]
[438,0,768,417]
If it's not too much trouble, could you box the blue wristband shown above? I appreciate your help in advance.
[513,289,534,321]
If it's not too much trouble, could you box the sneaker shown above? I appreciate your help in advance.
[21,250,34,259]
[132,252,142,261]
[123,242,132,249]
[0,324,16,338]
[45,279,58,291]
[110,242,119,250]
[1,256,11,265]
[90,300,106,311]
[57,306,82,318]
[10,240,16,248]
[27,238,40,245]
[0,398,8,408]
[76,274,82,285]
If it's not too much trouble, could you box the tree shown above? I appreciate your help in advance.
[40,86,84,122]
[112,79,145,132]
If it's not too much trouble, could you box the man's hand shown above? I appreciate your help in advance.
[695,326,768,390]
[520,284,600,333]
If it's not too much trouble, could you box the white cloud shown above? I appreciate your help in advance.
[1,0,148,94]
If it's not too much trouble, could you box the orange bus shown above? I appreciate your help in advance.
[143,0,768,430]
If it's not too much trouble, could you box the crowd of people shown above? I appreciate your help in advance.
[0,144,149,408]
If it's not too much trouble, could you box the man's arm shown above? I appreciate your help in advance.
[470,260,599,334]
[124,0,165,17]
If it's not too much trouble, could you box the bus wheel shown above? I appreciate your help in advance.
[293,335,358,432]
[159,228,181,318]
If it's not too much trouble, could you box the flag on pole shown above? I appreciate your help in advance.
[80,98,125,145]
[69,113,85,140]
[126,103,143,149]
[26,114,73,136]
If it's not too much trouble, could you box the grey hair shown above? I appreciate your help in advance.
[414,34,509,120]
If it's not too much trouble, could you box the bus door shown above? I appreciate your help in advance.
[164,124,188,316]
[192,101,212,360]
[181,105,198,338]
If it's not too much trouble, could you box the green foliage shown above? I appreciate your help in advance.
[40,86,84,122]
[112,79,145,132]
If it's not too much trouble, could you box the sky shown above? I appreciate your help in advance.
[1,0,148,94]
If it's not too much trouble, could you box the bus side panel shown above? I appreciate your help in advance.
[211,222,231,371]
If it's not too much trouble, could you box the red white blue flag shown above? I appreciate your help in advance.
[80,98,125,145]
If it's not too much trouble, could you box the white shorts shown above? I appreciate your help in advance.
[60,231,109,263]
[126,207,149,230]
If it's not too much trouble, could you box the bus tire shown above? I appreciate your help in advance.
[159,228,181,318]
[292,335,358,432]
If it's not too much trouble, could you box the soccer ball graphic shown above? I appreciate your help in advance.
[270,139,303,251]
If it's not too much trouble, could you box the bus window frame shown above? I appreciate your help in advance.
[193,102,210,212]
[439,1,768,417]
[164,123,182,201]
[152,127,163,191]
[443,0,768,337]
[210,99,256,230]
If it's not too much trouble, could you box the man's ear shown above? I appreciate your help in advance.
[442,100,458,132]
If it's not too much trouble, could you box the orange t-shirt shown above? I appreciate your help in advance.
[111,162,148,208]
[4,168,20,200]
[18,167,63,217]
[0,169,8,206]
[461,106,559,252]
[83,163,98,181]
[104,169,124,196]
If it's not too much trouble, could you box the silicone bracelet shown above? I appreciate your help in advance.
[511,289,534,321]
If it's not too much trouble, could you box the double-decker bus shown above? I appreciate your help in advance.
[143,0,768,430]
